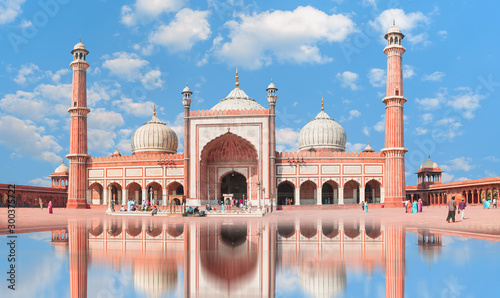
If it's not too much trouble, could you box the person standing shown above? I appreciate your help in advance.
[412,200,417,213]
[364,203,368,213]
[446,196,457,223]
[417,199,422,213]
[406,200,412,213]
[493,197,497,209]
[48,201,53,214]
[458,198,466,221]
[39,198,43,210]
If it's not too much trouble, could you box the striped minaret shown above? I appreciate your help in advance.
[66,40,90,209]
[382,22,408,207]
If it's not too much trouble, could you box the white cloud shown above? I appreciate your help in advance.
[441,172,454,183]
[88,108,124,131]
[336,71,359,90]
[102,52,149,81]
[369,9,430,45]
[422,71,445,82]
[415,127,428,135]
[442,157,474,172]
[112,97,155,117]
[0,115,62,163]
[276,127,299,152]
[421,113,433,124]
[346,142,366,152]
[13,63,44,85]
[362,0,377,8]
[340,109,361,122]
[362,126,370,136]
[140,69,164,90]
[87,82,121,106]
[0,0,25,25]
[148,9,211,52]
[102,52,163,89]
[434,117,462,139]
[368,68,385,87]
[48,69,70,83]
[214,6,356,69]
[416,97,442,110]
[120,0,185,26]
[374,115,385,132]
[0,83,71,121]
[29,177,52,187]
[403,65,415,79]
[447,89,482,119]
[88,128,116,153]
[484,156,500,162]
[437,30,448,39]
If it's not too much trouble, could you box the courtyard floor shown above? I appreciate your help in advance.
[1,205,499,238]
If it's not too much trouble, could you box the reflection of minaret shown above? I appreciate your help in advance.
[384,223,405,298]
[68,220,88,298]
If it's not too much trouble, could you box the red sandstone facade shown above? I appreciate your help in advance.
[64,26,409,209]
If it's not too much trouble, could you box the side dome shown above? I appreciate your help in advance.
[420,156,439,169]
[54,161,69,173]
[131,113,178,155]
[298,109,346,152]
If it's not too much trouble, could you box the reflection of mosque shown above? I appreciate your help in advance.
[56,219,406,297]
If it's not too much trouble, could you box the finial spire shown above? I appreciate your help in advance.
[235,69,240,88]
[321,98,324,111]
[428,154,430,159]
[153,104,156,116]
[79,37,81,42]
[393,19,395,26]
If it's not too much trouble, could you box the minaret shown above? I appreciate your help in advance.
[181,84,193,202]
[382,23,407,207]
[266,80,278,209]
[66,40,90,209]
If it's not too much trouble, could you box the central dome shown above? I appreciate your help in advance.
[298,107,346,152]
[211,70,265,111]
[131,112,178,155]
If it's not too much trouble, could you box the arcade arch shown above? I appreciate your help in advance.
[343,180,360,204]
[300,180,317,205]
[277,181,295,205]
[322,180,339,204]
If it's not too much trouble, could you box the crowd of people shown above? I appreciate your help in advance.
[482,198,497,209]
[403,199,423,213]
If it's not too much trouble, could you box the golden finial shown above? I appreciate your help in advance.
[321,98,324,111]
[153,104,156,116]
[235,68,240,88]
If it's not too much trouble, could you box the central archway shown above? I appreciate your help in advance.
[200,132,258,202]
[220,172,247,202]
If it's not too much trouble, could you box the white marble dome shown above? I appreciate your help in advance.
[298,110,346,152]
[211,87,265,111]
[54,161,69,173]
[420,156,439,169]
[131,114,178,154]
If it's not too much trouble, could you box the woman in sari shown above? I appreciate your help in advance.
[406,200,412,213]
[417,199,422,212]
[39,199,43,210]
[412,200,417,213]
[48,201,53,214]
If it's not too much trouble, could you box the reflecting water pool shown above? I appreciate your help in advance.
[1,218,499,297]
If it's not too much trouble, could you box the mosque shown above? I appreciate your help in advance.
[65,24,408,209]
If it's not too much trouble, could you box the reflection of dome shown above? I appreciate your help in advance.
[298,109,346,152]
[299,261,346,298]
[133,262,177,298]
[420,156,439,169]
[54,161,69,173]
[131,113,178,154]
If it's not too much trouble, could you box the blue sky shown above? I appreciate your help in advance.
[0,0,499,187]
